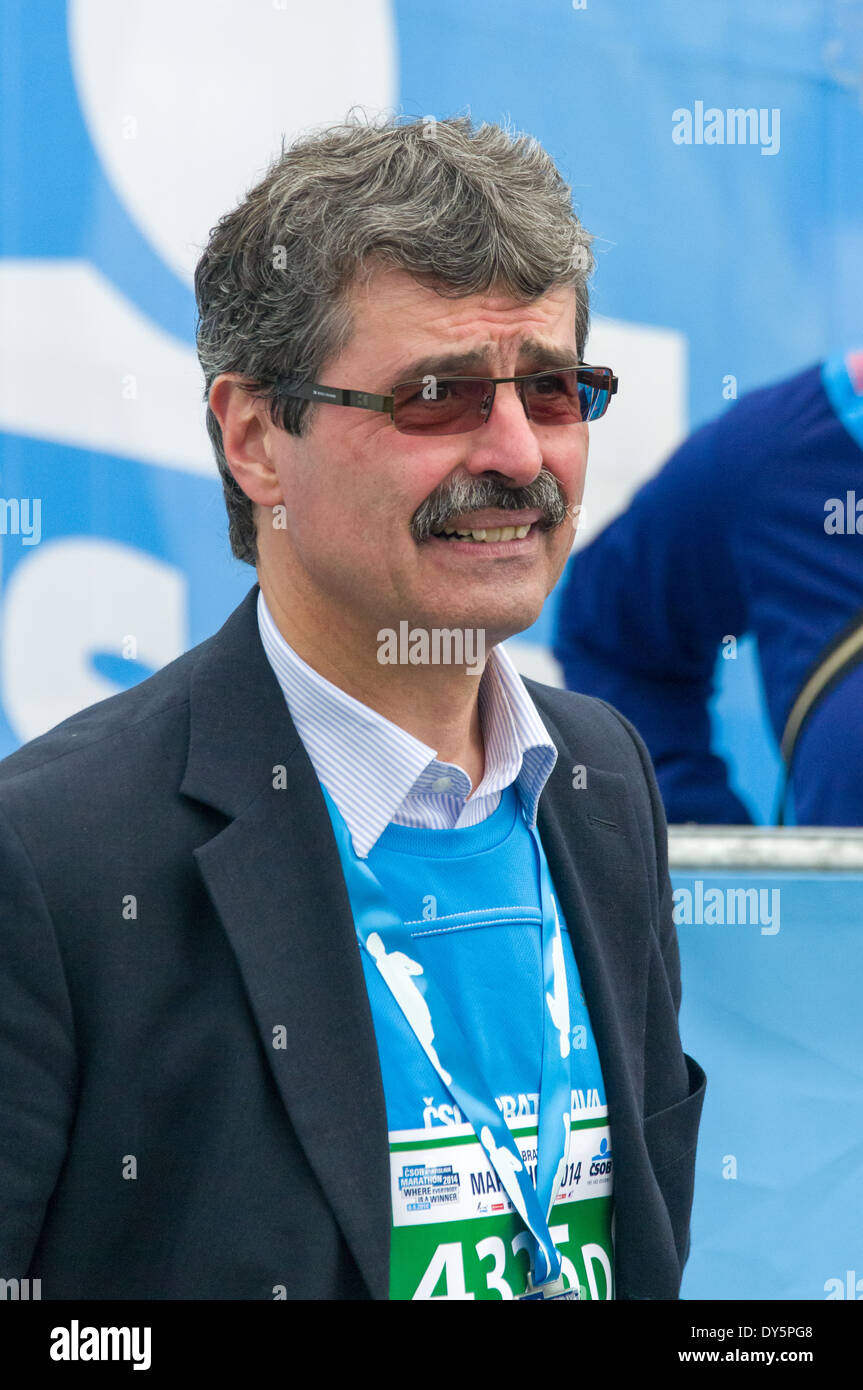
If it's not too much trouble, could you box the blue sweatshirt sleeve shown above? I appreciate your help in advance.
[553,417,752,824]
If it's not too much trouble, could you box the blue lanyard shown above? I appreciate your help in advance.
[320,783,574,1287]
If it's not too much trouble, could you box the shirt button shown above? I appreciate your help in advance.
[431,776,453,792]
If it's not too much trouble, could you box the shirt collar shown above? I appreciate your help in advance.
[257,587,558,856]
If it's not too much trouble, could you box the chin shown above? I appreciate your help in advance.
[481,605,545,645]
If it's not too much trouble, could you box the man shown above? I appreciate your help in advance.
[0,116,704,1300]
[553,351,863,826]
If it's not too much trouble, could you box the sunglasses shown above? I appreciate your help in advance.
[273,365,618,436]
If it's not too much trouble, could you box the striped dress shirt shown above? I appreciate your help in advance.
[257,587,559,859]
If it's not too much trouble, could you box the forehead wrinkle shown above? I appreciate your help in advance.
[389,336,578,386]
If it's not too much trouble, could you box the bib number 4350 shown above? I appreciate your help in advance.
[412,1227,610,1300]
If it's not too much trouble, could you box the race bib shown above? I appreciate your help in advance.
[389,1108,614,1300]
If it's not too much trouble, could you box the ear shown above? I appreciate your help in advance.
[208,375,286,507]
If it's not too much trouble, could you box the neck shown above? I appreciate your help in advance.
[258,571,488,792]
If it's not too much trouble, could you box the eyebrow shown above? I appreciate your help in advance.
[389,341,580,386]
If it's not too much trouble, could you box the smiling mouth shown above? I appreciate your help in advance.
[430,523,535,543]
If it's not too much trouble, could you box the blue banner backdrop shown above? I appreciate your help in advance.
[676,869,863,1300]
[2,0,862,1300]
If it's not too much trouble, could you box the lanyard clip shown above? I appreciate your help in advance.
[521,1271,580,1301]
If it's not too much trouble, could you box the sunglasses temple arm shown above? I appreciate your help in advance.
[276,379,393,415]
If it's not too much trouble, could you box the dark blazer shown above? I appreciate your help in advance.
[0,582,705,1300]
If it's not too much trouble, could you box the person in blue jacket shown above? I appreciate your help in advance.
[553,351,863,826]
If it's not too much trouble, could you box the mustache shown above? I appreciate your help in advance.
[411,467,572,543]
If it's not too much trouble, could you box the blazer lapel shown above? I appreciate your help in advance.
[180,584,391,1299]
[527,694,652,1143]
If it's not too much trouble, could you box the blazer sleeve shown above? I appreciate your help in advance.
[0,804,78,1275]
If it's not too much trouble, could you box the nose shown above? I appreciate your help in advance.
[460,380,545,488]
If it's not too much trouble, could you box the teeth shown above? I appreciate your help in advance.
[437,523,533,542]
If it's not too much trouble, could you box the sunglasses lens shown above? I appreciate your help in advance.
[524,368,611,424]
[391,368,614,433]
[578,368,613,421]
[392,378,490,435]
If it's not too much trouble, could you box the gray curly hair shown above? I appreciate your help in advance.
[194,113,595,565]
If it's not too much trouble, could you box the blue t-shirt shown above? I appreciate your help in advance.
[330,782,615,1300]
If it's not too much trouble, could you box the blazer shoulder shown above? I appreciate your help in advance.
[523,678,651,776]
[524,679,668,881]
